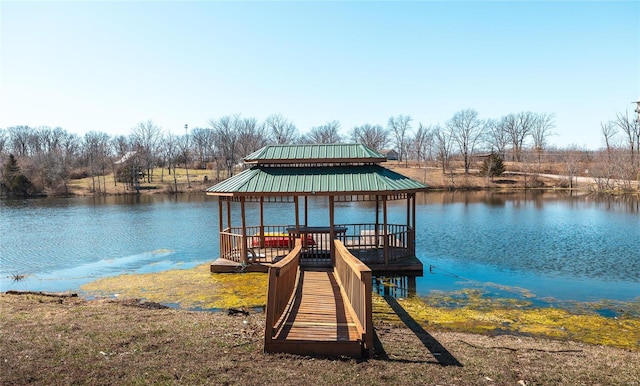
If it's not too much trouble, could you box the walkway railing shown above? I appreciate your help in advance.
[221,223,413,265]
[221,225,293,263]
[264,238,373,358]
[334,240,373,357]
[264,240,302,347]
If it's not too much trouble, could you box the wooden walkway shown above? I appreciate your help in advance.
[264,241,373,358]
[275,268,361,342]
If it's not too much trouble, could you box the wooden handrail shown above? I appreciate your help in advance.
[264,239,302,350]
[333,240,373,358]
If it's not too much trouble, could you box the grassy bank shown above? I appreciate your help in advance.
[63,163,584,197]
[2,292,639,385]
[79,264,640,352]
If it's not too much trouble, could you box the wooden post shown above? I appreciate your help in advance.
[407,275,417,296]
[406,193,411,230]
[383,195,388,266]
[410,193,416,256]
[329,195,335,265]
[375,195,380,248]
[218,197,224,258]
[259,196,265,248]
[226,199,231,230]
[264,266,278,351]
[411,193,416,231]
[363,269,373,358]
[294,196,300,231]
[293,196,300,251]
[304,196,308,227]
[240,197,248,265]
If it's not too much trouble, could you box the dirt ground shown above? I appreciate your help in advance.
[1,294,639,385]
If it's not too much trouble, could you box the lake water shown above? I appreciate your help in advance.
[1,192,638,310]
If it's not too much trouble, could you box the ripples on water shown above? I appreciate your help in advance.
[1,192,638,303]
[411,192,639,302]
[0,195,217,291]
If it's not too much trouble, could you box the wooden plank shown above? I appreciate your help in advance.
[273,269,362,343]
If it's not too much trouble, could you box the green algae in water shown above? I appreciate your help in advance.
[81,263,267,310]
[82,266,640,351]
[380,290,640,351]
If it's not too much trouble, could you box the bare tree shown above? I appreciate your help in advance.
[0,129,7,178]
[130,120,162,183]
[600,120,618,159]
[433,124,452,174]
[58,131,80,194]
[191,127,216,169]
[0,129,6,155]
[388,115,412,163]
[211,115,240,177]
[178,126,191,188]
[614,110,639,167]
[163,131,180,193]
[304,121,342,144]
[7,126,31,157]
[411,123,433,168]
[485,118,509,161]
[264,114,299,144]
[236,117,268,161]
[83,131,111,193]
[558,145,590,190]
[111,135,131,186]
[531,112,556,170]
[349,124,389,151]
[446,109,485,174]
[501,112,532,162]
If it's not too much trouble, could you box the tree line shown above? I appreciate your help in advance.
[1,108,638,196]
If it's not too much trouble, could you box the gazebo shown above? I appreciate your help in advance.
[206,144,427,278]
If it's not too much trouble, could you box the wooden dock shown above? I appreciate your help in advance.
[271,269,362,355]
[264,240,373,358]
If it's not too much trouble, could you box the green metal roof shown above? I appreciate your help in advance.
[243,144,386,164]
[206,165,427,196]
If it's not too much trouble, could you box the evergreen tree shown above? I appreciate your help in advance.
[1,154,35,196]
[480,153,506,180]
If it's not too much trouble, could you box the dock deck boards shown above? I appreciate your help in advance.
[274,269,361,342]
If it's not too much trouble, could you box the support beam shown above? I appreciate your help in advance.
[294,196,300,231]
[329,196,335,265]
[406,194,411,228]
[240,197,248,265]
[410,193,416,256]
[259,196,265,248]
[383,195,388,266]
[294,196,300,252]
[375,195,380,248]
[218,197,224,259]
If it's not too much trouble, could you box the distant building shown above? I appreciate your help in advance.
[382,149,398,160]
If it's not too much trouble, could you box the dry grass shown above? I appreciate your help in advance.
[63,163,572,197]
[387,163,562,191]
[2,293,639,385]
[79,264,640,352]
[65,167,218,196]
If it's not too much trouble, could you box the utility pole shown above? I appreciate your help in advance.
[184,124,191,189]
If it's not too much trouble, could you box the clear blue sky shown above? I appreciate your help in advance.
[1,1,639,149]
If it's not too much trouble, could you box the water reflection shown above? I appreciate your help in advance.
[415,190,639,214]
[1,192,638,304]
[373,276,416,298]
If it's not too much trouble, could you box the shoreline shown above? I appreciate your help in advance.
[11,164,638,198]
[2,292,639,385]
